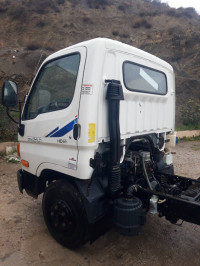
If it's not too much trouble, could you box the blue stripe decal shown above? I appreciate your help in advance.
[45,127,59,137]
[49,118,78,138]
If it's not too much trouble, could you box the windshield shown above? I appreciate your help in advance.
[23,53,80,120]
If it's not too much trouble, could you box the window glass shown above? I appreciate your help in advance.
[23,53,80,120]
[123,62,167,95]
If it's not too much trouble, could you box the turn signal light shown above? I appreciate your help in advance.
[17,143,20,158]
[21,159,29,168]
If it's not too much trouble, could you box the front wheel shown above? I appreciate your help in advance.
[42,180,88,249]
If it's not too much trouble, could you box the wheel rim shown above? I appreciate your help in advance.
[50,200,76,235]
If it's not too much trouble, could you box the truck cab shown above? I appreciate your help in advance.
[3,38,188,249]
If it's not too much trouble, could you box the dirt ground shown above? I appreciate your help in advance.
[1,141,200,266]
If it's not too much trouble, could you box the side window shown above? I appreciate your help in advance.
[23,53,80,120]
[123,61,167,95]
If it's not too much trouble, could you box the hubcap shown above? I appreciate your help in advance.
[50,200,75,234]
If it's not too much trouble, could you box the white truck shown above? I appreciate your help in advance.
[2,38,200,249]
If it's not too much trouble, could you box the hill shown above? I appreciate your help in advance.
[0,0,200,140]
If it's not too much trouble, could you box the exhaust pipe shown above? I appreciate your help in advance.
[106,80,124,195]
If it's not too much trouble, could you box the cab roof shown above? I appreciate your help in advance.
[46,38,173,72]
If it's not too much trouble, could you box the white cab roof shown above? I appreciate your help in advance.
[47,38,173,72]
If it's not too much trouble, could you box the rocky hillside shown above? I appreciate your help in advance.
[0,0,200,139]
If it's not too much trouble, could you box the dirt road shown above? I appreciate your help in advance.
[1,141,200,266]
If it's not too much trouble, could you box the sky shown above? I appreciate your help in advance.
[161,0,200,14]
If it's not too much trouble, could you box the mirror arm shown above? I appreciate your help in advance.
[6,100,23,125]
[6,107,18,124]
[5,100,25,136]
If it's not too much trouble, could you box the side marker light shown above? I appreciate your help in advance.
[17,143,20,158]
[21,160,29,168]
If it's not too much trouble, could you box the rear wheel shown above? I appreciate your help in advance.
[42,180,88,249]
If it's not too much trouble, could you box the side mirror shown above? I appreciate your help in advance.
[2,80,18,107]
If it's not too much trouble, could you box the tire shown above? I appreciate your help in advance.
[42,179,88,249]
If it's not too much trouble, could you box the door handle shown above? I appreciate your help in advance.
[73,123,81,140]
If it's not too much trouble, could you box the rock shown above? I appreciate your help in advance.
[0,142,17,155]
[6,146,14,155]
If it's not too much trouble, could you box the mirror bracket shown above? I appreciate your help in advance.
[5,101,25,136]
[6,107,19,124]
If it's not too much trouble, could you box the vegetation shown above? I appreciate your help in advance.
[132,19,152,29]
[86,0,110,9]
[0,7,7,13]
[57,0,65,4]
[26,42,41,51]
[112,31,119,36]
[8,6,28,20]
[82,16,94,24]
[36,21,46,27]
[176,124,200,131]
[118,5,126,12]
[0,105,18,142]
[180,99,200,129]
[179,135,200,143]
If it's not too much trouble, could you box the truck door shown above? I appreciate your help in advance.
[20,47,86,175]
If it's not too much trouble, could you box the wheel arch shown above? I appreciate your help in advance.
[39,168,80,193]
[21,168,81,199]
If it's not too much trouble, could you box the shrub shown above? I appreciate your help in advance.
[0,105,18,142]
[0,7,7,13]
[87,0,110,9]
[133,19,152,29]
[25,0,59,14]
[118,5,126,12]
[82,17,93,24]
[145,22,152,29]
[112,31,119,36]
[8,6,27,20]
[120,33,130,38]
[180,99,200,127]
[166,9,177,17]
[139,10,159,17]
[133,20,141,29]
[34,8,48,14]
[57,0,65,4]
[26,42,41,50]
[139,12,145,17]
[36,21,46,27]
